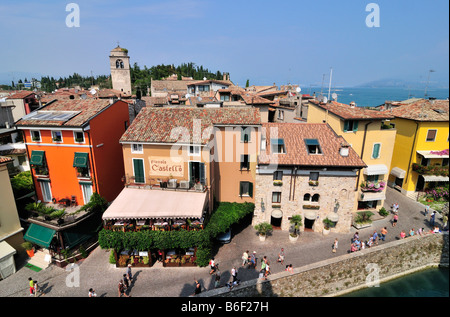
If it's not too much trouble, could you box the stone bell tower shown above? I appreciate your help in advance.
[109,45,132,96]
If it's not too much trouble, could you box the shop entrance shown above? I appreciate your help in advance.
[304,218,315,231]
[270,210,282,229]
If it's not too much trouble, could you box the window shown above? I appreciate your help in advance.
[305,139,322,154]
[240,154,250,170]
[189,145,200,156]
[116,59,124,69]
[343,120,359,132]
[273,171,283,181]
[272,192,281,203]
[304,193,320,202]
[198,85,210,92]
[372,143,381,159]
[426,129,437,142]
[309,172,319,181]
[133,158,145,183]
[443,158,449,167]
[220,95,230,101]
[303,194,311,201]
[271,139,285,154]
[131,143,143,154]
[74,131,85,143]
[38,180,52,202]
[241,127,251,143]
[52,131,63,143]
[30,130,41,142]
[311,194,320,202]
[421,157,429,166]
[239,181,253,197]
[278,110,284,121]
[81,183,93,205]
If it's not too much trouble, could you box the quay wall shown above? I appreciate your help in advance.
[198,232,449,297]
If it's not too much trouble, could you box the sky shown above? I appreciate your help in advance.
[0,0,448,88]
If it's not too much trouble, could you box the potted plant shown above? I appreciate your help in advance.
[254,222,273,241]
[353,210,374,229]
[21,241,34,257]
[289,215,302,242]
[323,217,333,235]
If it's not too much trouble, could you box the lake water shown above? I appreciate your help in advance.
[341,267,449,297]
[315,87,449,108]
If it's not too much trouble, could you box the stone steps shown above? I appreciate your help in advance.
[27,250,51,270]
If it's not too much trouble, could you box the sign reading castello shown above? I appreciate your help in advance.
[149,156,184,177]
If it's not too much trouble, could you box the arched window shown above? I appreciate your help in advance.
[120,61,124,68]
[312,194,320,202]
[116,59,124,68]
[303,194,311,201]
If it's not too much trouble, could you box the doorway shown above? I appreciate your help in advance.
[304,218,315,231]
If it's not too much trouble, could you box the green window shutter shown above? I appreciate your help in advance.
[133,159,144,183]
[199,162,205,185]
[372,143,381,158]
[30,150,45,166]
[249,182,253,198]
[343,121,349,132]
[353,120,359,132]
[73,152,88,167]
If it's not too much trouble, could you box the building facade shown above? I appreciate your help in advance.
[253,123,366,233]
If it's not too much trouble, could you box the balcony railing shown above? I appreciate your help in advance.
[412,163,449,177]
[360,180,386,192]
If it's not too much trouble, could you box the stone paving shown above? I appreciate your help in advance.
[0,187,446,298]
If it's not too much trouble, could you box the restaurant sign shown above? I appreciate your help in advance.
[149,156,184,177]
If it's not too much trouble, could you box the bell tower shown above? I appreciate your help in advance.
[109,45,132,96]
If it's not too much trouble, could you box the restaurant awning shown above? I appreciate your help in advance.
[390,167,406,179]
[102,188,208,220]
[30,150,44,166]
[364,164,389,176]
[417,150,449,159]
[73,152,89,168]
[422,175,449,182]
[271,209,283,219]
[23,223,56,248]
[304,210,317,220]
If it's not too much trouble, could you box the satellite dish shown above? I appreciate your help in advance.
[296,87,301,93]
[332,93,337,100]
[90,88,97,95]
[322,96,328,103]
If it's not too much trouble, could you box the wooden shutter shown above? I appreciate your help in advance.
[199,162,205,185]
[353,120,359,132]
[133,159,144,183]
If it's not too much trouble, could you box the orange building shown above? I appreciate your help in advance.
[15,99,130,206]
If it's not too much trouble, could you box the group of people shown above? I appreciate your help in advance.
[27,277,43,297]
[350,229,387,252]
[117,263,133,297]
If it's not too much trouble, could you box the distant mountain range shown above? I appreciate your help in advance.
[355,78,449,89]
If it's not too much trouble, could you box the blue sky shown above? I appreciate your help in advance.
[0,0,448,88]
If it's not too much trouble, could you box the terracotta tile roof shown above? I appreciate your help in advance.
[258,122,366,168]
[15,99,117,127]
[7,91,35,99]
[151,79,196,93]
[0,155,14,164]
[309,100,394,120]
[0,148,26,156]
[188,79,233,87]
[120,107,261,144]
[387,99,449,122]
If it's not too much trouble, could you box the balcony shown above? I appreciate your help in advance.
[360,180,386,192]
[123,175,207,192]
[412,163,449,177]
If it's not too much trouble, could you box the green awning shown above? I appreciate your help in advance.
[24,223,56,248]
[73,152,88,168]
[30,151,45,166]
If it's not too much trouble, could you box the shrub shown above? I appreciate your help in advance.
[379,207,389,217]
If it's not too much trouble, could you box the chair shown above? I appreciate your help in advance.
[70,196,77,207]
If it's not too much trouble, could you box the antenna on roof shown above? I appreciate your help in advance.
[327,67,333,103]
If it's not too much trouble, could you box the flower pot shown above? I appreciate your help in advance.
[289,234,298,242]
[26,249,34,258]
[323,228,330,235]
[259,234,266,241]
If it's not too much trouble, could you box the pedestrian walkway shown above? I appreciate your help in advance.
[0,187,445,297]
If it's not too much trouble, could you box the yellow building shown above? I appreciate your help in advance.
[387,99,449,198]
[307,100,396,212]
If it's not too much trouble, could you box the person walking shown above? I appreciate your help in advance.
[332,238,338,253]
[123,274,130,290]
[424,205,430,217]
[118,280,130,297]
[193,280,202,296]
[372,231,379,245]
[430,211,436,227]
[241,250,249,267]
[380,227,388,241]
[400,230,406,239]
[209,257,217,275]
[277,248,285,264]
[231,267,238,283]
[28,278,34,296]
[126,264,133,282]
[264,261,271,280]
[33,280,43,297]
[88,288,97,297]
[392,214,398,227]
[249,251,257,269]
[259,256,267,278]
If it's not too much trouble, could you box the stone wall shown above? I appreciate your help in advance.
[253,172,356,233]
[199,232,449,297]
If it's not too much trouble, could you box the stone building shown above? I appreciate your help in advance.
[253,123,366,233]
[109,45,132,96]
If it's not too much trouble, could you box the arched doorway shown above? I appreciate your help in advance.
[270,209,282,229]
[304,210,317,232]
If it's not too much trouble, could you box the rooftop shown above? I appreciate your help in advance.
[120,107,261,144]
[15,99,120,127]
[258,122,366,167]
[387,99,449,122]
[6,91,35,100]
[309,99,394,120]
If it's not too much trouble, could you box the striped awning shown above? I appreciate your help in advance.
[422,175,449,182]
[417,150,449,159]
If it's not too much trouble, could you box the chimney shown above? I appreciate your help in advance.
[349,101,356,108]
[339,142,350,157]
